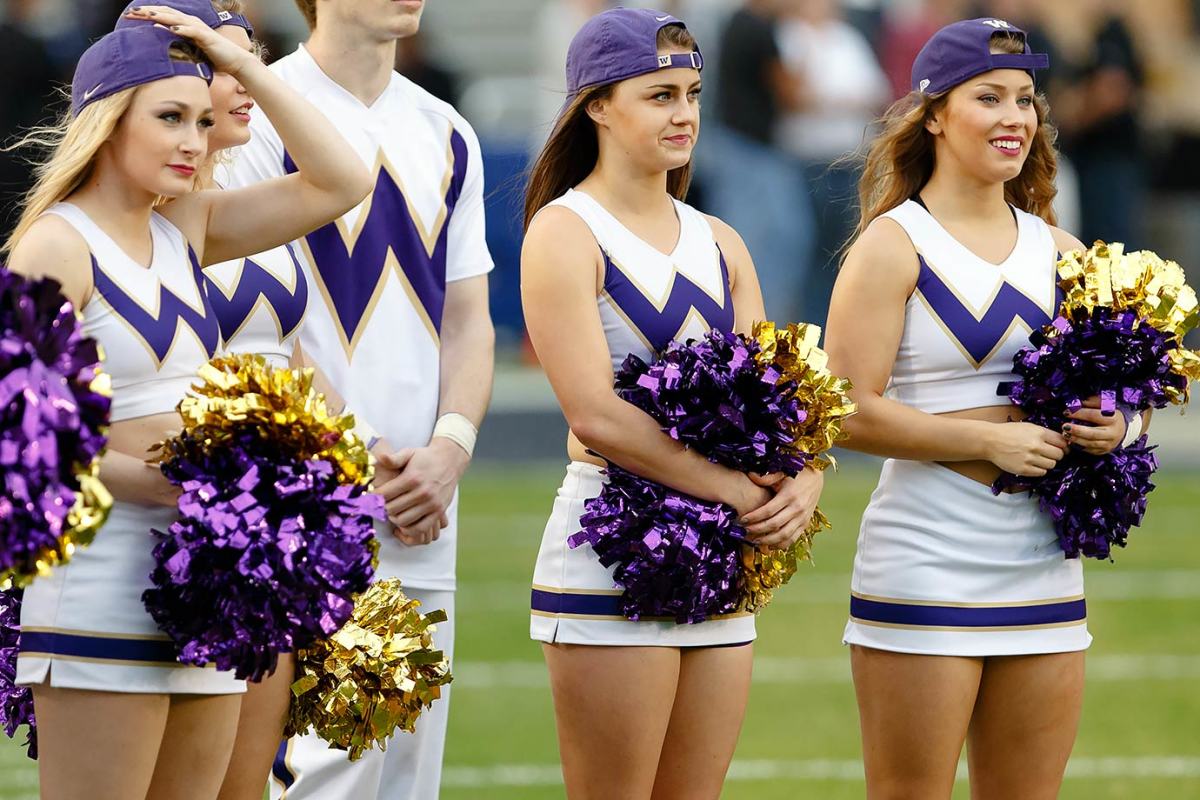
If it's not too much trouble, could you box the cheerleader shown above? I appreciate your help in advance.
[2,15,370,799]
[824,19,1139,799]
[522,9,824,798]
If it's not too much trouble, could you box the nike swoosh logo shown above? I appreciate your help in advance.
[83,83,103,101]
[656,15,671,21]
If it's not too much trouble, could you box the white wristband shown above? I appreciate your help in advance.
[1121,411,1143,449]
[432,412,477,457]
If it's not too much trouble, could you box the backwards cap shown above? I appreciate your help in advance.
[72,24,213,115]
[911,18,1048,96]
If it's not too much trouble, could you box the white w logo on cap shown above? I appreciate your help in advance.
[983,19,1011,29]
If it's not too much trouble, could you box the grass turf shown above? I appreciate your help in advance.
[2,462,1198,798]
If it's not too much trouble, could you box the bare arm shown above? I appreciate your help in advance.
[9,221,180,505]
[437,274,495,429]
[129,7,373,264]
[523,206,767,514]
[826,217,1067,474]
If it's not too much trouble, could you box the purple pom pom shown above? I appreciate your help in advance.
[571,329,813,622]
[0,267,110,584]
[142,431,383,681]
[616,330,813,476]
[570,465,744,623]
[0,587,36,758]
[998,307,1175,559]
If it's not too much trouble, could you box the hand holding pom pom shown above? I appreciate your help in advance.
[997,242,1198,559]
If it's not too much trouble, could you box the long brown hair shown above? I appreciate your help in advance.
[524,24,698,230]
[849,32,1058,249]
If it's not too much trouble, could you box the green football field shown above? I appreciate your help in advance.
[2,462,1198,799]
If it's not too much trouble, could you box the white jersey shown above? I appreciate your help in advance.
[46,202,220,421]
[881,199,1060,414]
[201,180,309,368]
[543,189,735,372]
[223,45,494,590]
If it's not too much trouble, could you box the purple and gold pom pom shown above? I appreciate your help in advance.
[0,586,35,758]
[571,323,855,621]
[144,354,382,681]
[286,578,452,760]
[0,268,112,588]
[998,243,1198,559]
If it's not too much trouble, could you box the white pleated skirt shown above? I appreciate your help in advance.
[17,501,245,694]
[530,462,757,647]
[843,459,1091,656]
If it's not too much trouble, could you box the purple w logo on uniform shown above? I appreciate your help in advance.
[915,255,1059,367]
[203,245,309,343]
[90,249,220,364]
[283,132,469,358]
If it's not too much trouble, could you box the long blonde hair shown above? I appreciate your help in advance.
[2,40,211,256]
[1,90,137,256]
[849,32,1059,250]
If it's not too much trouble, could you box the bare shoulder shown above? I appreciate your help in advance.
[6,214,94,306]
[156,191,212,252]
[523,204,600,265]
[1048,224,1087,256]
[841,215,920,293]
[701,213,750,261]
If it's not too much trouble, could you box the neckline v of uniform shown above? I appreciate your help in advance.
[292,43,402,115]
[910,197,1024,270]
[568,188,685,260]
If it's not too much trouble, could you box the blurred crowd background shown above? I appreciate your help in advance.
[4,0,1200,351]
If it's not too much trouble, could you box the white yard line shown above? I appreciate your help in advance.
[441,756,1200,788]
[453,654,1200,689]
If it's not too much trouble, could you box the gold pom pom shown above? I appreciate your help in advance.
[154,353,372,486]
[286,578,452,760]
[739,507,831,614]
[1058,242,1200,402]
[737,322,856,612]
[752,321,857,465]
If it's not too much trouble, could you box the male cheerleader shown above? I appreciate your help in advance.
[224,1,495,797]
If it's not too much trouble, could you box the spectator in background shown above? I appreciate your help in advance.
[775,0,888,327]
[1053,0,1146,247]
[878,0,964,101]
[0,0,61,243]
[704,0,815,326]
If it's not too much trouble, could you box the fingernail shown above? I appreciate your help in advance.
[1063,424,1072,433]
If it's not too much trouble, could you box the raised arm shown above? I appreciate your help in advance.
[825,217,1067,476]
[523,206,769,515]
[126,6,373,264]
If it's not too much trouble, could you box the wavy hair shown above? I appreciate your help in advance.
[849,31,1058,251]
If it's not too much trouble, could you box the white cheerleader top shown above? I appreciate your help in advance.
[545,189,735,371]
[46,202,220,422]
[881,198,1061,413]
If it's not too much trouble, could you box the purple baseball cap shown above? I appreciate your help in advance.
[912,18,1048,96]
[565,7,703,99]
[115,0,253,36]
[72,24,213,115]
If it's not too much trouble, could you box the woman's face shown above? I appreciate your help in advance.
[590,50,702,177]
[106,75,213,198]
[927,67,1039,186]
[207,24,255,152]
